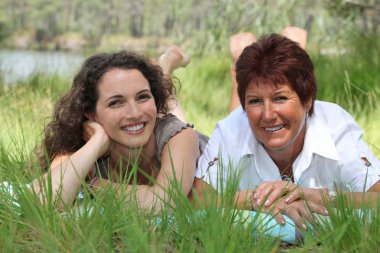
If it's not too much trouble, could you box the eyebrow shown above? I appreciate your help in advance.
[273,89,291,95]
[137,89,152,95]
[105,95,123,103]
[104,89,152,103]
[246,88,290,95]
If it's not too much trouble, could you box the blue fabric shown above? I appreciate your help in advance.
[248,210,299,243]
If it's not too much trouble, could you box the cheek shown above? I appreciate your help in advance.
[246,108,260,123]
[94,109,120,126]
[246,109,261,132]
[146,100,158,115]
[292,107,307,124]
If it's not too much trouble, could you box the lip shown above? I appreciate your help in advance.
[121,122,145,135]
[262,124,285,132]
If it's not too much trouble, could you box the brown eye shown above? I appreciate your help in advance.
[248,99,262,105]
[137,94,152,102]
[274,96,288,102]
[108,100,122,108]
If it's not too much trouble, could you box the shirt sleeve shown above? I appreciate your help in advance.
[195,124,227,190]
[334,109,380,191]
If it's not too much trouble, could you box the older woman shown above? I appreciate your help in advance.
[194,33,380,228]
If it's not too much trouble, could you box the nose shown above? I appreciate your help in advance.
[126,102,142,119]
[262,101,276,122]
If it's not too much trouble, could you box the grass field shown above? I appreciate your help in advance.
[1,45,380,252]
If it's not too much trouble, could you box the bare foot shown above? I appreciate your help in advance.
[229,32,257,63]
[159,46,190,75]
[228,32,256,112]
[281,26,307,49]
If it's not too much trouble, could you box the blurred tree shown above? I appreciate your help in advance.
[1,0,377,53]
[324,0,380,35]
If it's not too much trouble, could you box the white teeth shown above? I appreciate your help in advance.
[123,123,144,132]
[265,125,284,132]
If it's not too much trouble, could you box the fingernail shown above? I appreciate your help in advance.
[256,198,261,205]
[285,197,290,203]
[264,200,270,206]
[302,224,307,230]
[281,220,286,225]
[254,193,257,199]
[325,209,329,215]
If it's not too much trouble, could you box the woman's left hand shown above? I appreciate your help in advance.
[83,120,111,157]
[250,194,328,228]
[253,180,304,207]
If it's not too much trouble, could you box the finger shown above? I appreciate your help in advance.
[260,182,280,206]
[268,207,286,225]
[296,203,313,223]
[304,200,329,216]
[262,181,293,206]
[264,186,288,206]
[273,211,286,225]
[284,187,302,203]
[253,182,271,205]
[283,206,307,230]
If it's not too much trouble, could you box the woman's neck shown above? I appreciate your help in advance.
[265,125,306,172]
[109,133,157,173]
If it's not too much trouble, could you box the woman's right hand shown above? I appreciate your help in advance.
[253,180,301,207]
[250,194,328,229]
[83,120,111,157]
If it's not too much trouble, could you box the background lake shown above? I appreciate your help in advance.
[0,50,84,84]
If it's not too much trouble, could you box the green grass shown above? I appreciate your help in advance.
[1,43,380,252]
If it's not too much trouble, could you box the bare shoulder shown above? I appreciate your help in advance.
[167,127,198,143]
[162,127,199,157]
[50,154,72,168]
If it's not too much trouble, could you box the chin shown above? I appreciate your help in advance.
[262,142,289,152]
[126,140,149,149]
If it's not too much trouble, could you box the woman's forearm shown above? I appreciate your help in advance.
[191,178,252,210]
[32,133,106,208]
[92,178,170,211]
[303,187,380,208]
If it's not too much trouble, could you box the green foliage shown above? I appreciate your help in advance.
[0,21,11,44]
[3,0,378,54]
[309,193,380,252]
[312,35,380,117]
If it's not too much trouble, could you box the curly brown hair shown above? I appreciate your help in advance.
[38,50,176,169]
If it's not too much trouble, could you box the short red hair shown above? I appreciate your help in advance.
[236,33,317,115]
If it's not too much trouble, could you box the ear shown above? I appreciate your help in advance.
[305,99,313,112]
[85,113,96,121]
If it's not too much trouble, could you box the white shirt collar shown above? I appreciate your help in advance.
[239,120,282,181]
[303,114,340,160]
[293,114,340,180]
[236,111,340,181]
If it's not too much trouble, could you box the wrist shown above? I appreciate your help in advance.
[91,132,110,157]
[300,187,321,204]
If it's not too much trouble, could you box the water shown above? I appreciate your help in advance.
[0,50,84,84]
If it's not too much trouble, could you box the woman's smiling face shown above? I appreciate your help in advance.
[94,68,157,150]
[245,82,311,155]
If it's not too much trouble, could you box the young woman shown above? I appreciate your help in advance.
[32,47,207,210]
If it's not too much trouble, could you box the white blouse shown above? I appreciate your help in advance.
[195,101,380,192]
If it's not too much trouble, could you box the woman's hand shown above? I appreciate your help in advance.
[251,195,328,229]
[253,180,303,207]
[253,180,330,207]
[83,120,111,157]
